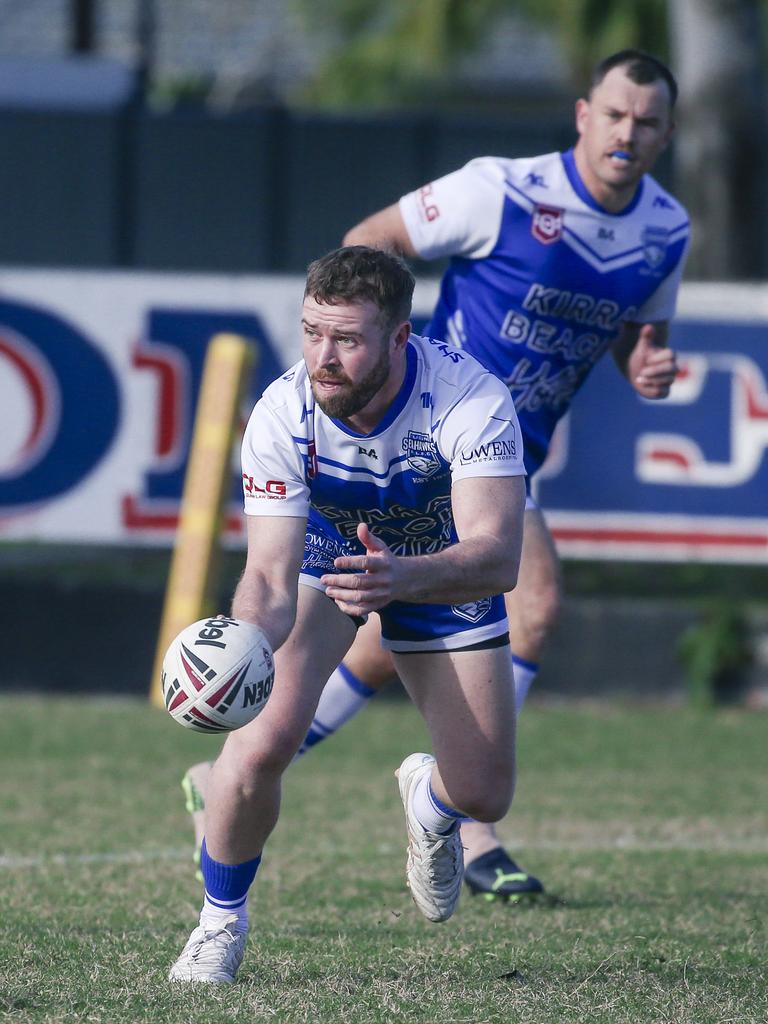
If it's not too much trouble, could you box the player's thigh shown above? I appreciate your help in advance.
[394,644,516,785]
[236,585,358,750]
[343,614,396,686]
[505,505,562,627]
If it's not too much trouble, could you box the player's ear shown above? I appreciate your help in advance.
[393,320,412,349]
[575,97,589,136]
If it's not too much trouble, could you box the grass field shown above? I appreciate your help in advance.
[1,694,766,1024]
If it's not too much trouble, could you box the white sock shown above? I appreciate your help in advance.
[295,663,377,758]
[409,770,465,834]
[512,654,538,713]
[200,898,248,933]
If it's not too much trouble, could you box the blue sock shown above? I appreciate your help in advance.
[295,662,377,758]
[200,837,261,928]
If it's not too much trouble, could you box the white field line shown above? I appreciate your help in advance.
[2,838,768,870]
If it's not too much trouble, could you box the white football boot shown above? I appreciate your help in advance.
[397,753,464,923]
[168,915,247,984]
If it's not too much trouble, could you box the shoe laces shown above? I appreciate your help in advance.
[414,828,461,883]
[187,917,243,967]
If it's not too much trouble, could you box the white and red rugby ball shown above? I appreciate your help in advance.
[161,616,275,733]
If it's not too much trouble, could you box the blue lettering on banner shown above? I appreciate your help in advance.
[0,301,283,530]
[0,299,120,507]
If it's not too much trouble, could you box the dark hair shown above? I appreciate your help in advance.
[591,49,678,108]
[304,246,414,327]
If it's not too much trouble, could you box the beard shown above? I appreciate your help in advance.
[311,346,391,420]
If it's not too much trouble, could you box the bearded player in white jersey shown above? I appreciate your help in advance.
[181,50,687,905]
[170,246,527,983]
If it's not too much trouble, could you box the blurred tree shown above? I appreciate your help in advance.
[669,0,766,279]
[517,0,669,87]
[296,0,669,107]
[294,0,510,108]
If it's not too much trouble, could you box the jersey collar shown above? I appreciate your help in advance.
[561,147,645,217]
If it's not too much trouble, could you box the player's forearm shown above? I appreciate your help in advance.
[394,534,519,604]
[342,204,417,259]
[231,570,297,652]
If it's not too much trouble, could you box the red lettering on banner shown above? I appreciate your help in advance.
[121,494,243,533]
[132,343,185,460]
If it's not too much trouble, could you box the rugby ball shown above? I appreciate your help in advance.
[161,616,275,733]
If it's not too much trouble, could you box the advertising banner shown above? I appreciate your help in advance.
[1,270,766,561]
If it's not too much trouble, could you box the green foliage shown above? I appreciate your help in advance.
[677,601,754,708]
[1,696,767,1022]
[294,0,670,109]
[516,0,669,88]
[294,0,513,108]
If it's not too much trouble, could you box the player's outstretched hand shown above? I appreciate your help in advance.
[321,523,401,616]
[630,323,679,399]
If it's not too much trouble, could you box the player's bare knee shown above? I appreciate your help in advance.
[227,729,297,781]
[514,581,562,651]
[468,787,514,823]
[450,771,515,823]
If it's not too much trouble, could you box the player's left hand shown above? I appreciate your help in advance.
[321,523,400,615]
[629,323,679,399]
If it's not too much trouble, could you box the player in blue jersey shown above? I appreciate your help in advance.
[170,246,528,983]
[180,50,688,903]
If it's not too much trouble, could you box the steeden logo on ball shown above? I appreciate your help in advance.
[162,616,274,733]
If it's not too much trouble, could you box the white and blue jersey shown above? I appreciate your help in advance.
[400,149,690,476]
[241,335,526,652]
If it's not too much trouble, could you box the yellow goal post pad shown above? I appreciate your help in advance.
[149,332,256,708]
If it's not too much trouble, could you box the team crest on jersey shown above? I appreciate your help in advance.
[531,204,564,245]
[642,226,669,269]
[451,598,492,623]
[403,430,441,477]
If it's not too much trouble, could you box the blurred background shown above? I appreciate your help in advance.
[1,0,767,706]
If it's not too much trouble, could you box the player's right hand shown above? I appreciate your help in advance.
[320,523,399,615]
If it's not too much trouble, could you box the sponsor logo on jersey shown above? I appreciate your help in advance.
[302,528,355,572]
[418,183,440,222]
[452,598,492,623]
[403,430,441,477]
[531,204,564,245]
[243,475,287,498]
[459,437,517,465]
[642,226,669,270]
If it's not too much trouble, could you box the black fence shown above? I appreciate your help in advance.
[0,102,600,273]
